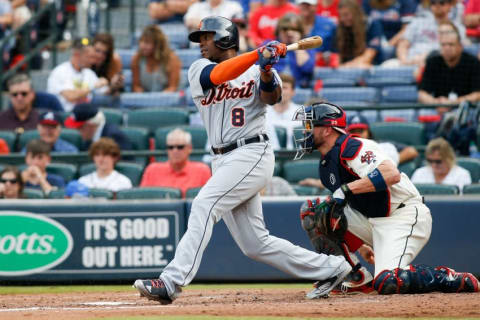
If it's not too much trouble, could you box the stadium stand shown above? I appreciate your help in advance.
[415,184,459,195]
[127,108,189,133]
[370,122,426,146]
[121,92,185,108]
[116,187,182,199]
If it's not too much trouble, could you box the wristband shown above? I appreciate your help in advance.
[259,76,278,92]
[367,168,387,191]
[340,183,352,197]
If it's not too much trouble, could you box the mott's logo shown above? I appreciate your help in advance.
[0,212,73,276]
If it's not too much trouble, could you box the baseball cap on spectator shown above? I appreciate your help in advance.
[347,114,370,132]
[64,103,104,129]
[65,180,89,198]
[295,0,317,5]
[39,111,62,126]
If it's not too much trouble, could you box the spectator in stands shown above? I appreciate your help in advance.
[22,139,65,195]
[35,112,78,153]
[64,103,132,151]
[184,0,244,32]
[0,73,40,132]
[464,0,480,42]
[131,25,181,92]
[297,0,336,65]
[274,13,315,88]
[140,128,211,198]
[391,0,466,68]
[0,166,24,199]
[363,0,417,47]
[47,38,109,112]
[266,74,300,150]
[0,0,12,39]
[411,137,471,191]
[317,0,339,24]
[417,0,464,25]
[247,0,299,48]
[232,12,250,53]
[11,0,31,29]
[418,22,480,105]
[149,0,197,24]
[238,0,263,20]
[334,0,384,68]
[260,176,297,196]
[78,138,132,192]
[91,33,125,96]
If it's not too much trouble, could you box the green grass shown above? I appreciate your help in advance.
[0,283,313,295]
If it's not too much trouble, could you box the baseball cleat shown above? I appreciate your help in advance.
[306,262,352,299]
[331,266,375,295]
[133,279,173,304]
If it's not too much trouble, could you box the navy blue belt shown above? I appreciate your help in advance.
[212,134,269,155]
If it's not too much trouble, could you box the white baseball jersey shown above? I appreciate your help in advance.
[188,58,282,147]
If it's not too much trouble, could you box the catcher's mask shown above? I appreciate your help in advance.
[292,102,347,160]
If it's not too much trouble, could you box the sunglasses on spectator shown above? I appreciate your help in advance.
[280,26,301,32]
[426,158,443,165]
[431,0,448,5]
[0,178,18,184]
[10,91,29,97]
[167,145,186,150]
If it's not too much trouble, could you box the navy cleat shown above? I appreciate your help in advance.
[133,279,173,304]
[306,262,353,299]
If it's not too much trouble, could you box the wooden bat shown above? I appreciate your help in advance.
[262,36,324,58]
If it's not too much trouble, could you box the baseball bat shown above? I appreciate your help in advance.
[262,36,324,58]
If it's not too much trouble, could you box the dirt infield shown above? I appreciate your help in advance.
[1,287,479,319]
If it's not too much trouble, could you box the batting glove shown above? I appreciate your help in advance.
[265,40,287,58]
[257,46,279,72]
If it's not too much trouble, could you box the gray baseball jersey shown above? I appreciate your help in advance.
[188,58,281,146]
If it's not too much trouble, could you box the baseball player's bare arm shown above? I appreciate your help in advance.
[345,160,400,195]
[259,70,281,105]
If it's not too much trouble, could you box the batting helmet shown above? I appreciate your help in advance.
[188,16,239,50]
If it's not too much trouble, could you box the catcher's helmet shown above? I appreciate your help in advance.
[292,102,347,160]
[188,16,239,50]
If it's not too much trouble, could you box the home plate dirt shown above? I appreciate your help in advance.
[1,288,479,319]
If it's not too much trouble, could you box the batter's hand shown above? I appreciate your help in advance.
[265,40,287,58]
[257,46,279,72]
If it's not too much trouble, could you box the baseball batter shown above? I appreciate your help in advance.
[133,16,351,304]
[294,102,479,296]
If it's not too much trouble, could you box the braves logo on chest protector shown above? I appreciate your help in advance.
[201,80,255,106]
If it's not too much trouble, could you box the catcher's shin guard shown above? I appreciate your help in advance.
[373,264,480,294]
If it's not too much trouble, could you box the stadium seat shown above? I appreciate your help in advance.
[335,68,369,82]
[315,68,361,87]
[179,69,189,90]
[23,188,44,199]
[0,131,16,151]
[176,49,201,68]
[116,187,182,199]
[398,161,417,178]
[185,187,202,199]
[60,129,83,150]
[274,126,287,149]
[123,69,132,92]
[159,24,189,49]
[47,163,77,182]
[101,108,124,126]
[89,188,114,199]
[117,48,136,70]
[414,183,459,195]
[282,160,318,184]
[30,70,51,91]
[273,161,282,177]
[292,88,313,105]
[320,78,356,88]
[292,185,331,196]
[456,157,480,183]
[370,122,426,145]
[381,85,418,103]
[365,66,415,88]
[127,108,189,133]
[319,87,379,104]
[78,163,96,177]
[47,189,65,199]
[313,67,335,80]
[120,127,149,150]
[18,130,40,150]
[463,184,480,194]
[380,109,417,122]
[115,162,144,186]
[155,125,208,150]
[121,92,184,108]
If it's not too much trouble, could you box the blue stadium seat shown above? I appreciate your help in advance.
[117,49,136,70]
[464,44,479,57]
[121,92,184,108]
[176,49,201,69]
[123,69,132,92]
[179,69,189,90]
[313,67,335,80]
[367,66,415,84]
[320,87,379,104]
[314,68,367,85]
[381,86,418,103]
[292,88,313,105]
[335,68,369,82]
[321,78,356,88]
[159,23,189,49]
[380,109,417,122]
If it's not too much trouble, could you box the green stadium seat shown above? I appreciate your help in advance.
[23,188,44,199]
[59,129,83,149]
[456,157,480,183]
[120,127,149,150]
[78,163,96,177]
[370,122,426,145]
[292,185,331,196]
[116,187,182,199]
[115,162,144,186]
[19,130,40,150]
[185,187,202,199]
[398,161,417,178]
[275,126,287,149]
[89,188,114,199]
[47,163,77,182]
[127,108,189,133]
[47,189,65,199]
[0,131,16,151]
[415,183,459,195]
[463,184,480,194]
[102,108,124,126]
[273,161,282,177]
[282,160,318,184]
[155,126,208,150]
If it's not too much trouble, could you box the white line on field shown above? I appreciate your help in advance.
[0,304,175,312]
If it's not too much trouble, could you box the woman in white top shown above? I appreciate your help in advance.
[79,138,132,192]
[411,137,471,192]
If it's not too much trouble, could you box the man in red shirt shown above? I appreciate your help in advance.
[247,0,299,47]
[140,128,211,198]
[464,0,480,41]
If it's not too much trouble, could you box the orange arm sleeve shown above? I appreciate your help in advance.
[210,50,259,85]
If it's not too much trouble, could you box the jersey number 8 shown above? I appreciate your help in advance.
[231,107,245,127]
